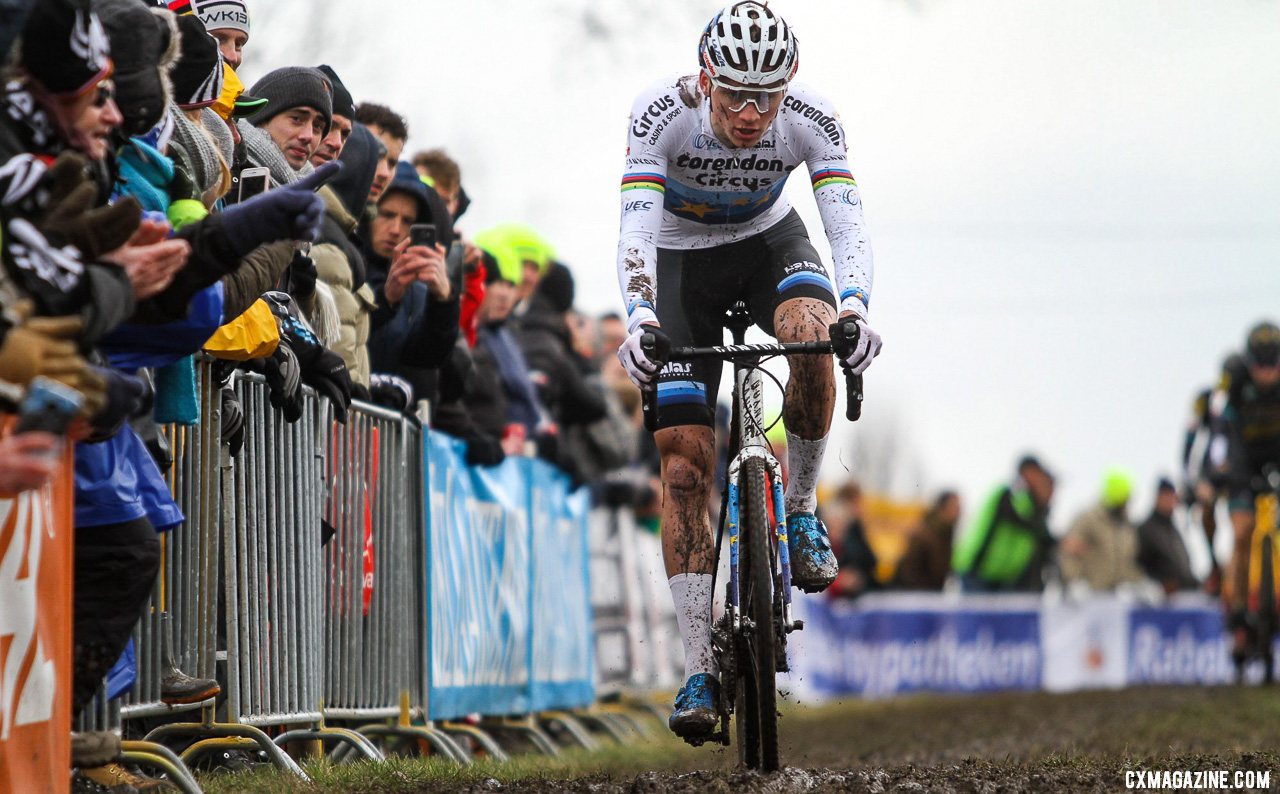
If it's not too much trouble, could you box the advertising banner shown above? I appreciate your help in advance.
[0,453,74,794]
[528,463,594,710]
[425,432,531,719]
[799,592,1239,698]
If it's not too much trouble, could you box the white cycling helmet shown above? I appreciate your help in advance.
[698,1,799,89]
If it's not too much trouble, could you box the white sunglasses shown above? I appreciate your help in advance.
[709,77,788,113]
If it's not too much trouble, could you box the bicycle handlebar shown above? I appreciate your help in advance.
[640,335,864,433]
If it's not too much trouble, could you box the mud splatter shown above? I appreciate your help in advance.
[657,427,716,576]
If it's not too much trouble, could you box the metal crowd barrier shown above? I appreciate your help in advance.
[72,359,632,784]
[318,401,464,761]
[147,372,370,779]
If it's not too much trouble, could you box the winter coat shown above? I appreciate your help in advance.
[361,220,460,400]
[312,186,376,385]
[952,482,1052,590]
[1136,510,1198,591]
[1060,503,1146,591]
[894,512,956,591]
[517,296,607,429]
[477,323,545,435]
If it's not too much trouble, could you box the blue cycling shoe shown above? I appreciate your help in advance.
[669,673,719,737]
[787,512,838,592]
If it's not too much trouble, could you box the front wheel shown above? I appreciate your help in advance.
[1259,533,1276,684]
[734,457,779,771]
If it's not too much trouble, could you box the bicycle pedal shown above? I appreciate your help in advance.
[786,619,804,633]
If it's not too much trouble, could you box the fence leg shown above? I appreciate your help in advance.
[145,723,310,780]
[273,728,385,762]
[574,712,630,744]
[538,711,600,751]
[357,723,470,764]
[482,716,561,757]
[119,741,203,794]
[438,722,510,761]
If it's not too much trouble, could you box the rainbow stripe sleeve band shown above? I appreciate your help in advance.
[811,167,856,191]
[621,173,666,193]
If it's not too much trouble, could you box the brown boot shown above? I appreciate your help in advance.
[77,762,173,792]
[71,731,121,768]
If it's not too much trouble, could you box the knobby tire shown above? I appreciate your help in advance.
[1260,533,1276,683]
[734,457,779,771]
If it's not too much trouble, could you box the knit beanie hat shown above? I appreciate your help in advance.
[171,12,223,109]
[168,0,247,40]
[93,0,179,136]
[20,0,113,97]
[315,64,353,119]
[245,66,332,135]
[535,261,575,314]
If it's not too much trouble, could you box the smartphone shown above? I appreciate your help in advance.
[237,166,271,203]
[446,241,465,297]
[15,377,83,436]
[409,223,437,250]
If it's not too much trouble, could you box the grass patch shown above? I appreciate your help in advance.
[199,726,701,794]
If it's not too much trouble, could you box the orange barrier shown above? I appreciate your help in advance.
[0,445,74,794]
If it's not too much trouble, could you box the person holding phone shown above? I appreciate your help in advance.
[361,175,460,402]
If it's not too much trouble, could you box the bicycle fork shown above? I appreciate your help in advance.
[725,452,797,633]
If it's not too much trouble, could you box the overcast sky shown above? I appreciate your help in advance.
[250,1,1280,555]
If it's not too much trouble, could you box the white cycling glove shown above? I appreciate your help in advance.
[617,324,671,389]
[831,315,883,375]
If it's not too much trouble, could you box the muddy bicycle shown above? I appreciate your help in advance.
[641,301,862,771]
[1240,465,1280,683]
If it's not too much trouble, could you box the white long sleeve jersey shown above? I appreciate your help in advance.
[616,74,874,332]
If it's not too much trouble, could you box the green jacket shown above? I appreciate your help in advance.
[952,482,1051,586]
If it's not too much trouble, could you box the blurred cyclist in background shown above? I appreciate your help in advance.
[1213,321,1280,661]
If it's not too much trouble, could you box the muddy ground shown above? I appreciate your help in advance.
[201,686,1280,793]
[455,687,1280,793]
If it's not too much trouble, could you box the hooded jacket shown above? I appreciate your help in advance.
[361,176,460,397]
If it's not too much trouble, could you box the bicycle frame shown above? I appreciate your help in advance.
[638,301,862,759]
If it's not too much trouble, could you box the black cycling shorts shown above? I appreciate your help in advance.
[652,209,837,430]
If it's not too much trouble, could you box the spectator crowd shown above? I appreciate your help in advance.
[822,455,1211,600]
[0,0,656,788]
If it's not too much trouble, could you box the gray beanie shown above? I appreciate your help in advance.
[246,66,333,135]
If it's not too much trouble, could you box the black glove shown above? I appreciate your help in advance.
[263,341,304,423]
[368,373,414,414]
[463,431,505,467]
[219,161,341,257]
[37,151,141,258]
[285,249,317,299]
[220,385,245,455]
[263,292,352,423]
[306,348,353,424]
[86,367,151,442]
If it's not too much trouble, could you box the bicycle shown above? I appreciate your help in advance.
[1242,465,1280,683]
[640,301,862,771]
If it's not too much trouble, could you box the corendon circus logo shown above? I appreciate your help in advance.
[675,153,794,192]
[782,96,843,146]
[0,492,57,740]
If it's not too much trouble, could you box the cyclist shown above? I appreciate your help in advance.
[613,1,881,738]
[1213,322,1280,661]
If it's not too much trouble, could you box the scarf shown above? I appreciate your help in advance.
[200,108,234,166]
[235,118,314,187]
[169,106,230,205]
